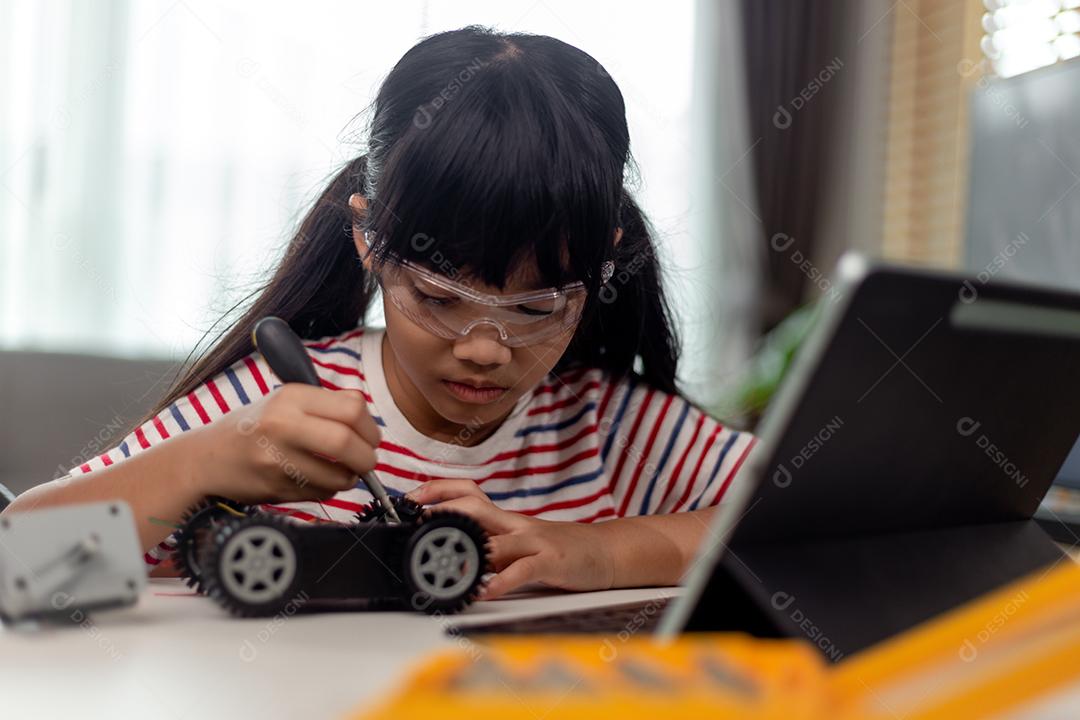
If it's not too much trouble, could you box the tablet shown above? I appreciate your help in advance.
[660,253,1080,656]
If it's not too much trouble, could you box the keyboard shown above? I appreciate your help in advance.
[451,597,672,636]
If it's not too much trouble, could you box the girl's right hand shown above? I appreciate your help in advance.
[188,384,382,504]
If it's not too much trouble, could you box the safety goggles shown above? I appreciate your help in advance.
[370,249,614,347]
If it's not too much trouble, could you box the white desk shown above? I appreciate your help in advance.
[3,574,1079,719]
[0,579,680,719]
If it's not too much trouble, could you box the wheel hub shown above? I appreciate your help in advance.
[218,526,298,605]
[410,526,479,600]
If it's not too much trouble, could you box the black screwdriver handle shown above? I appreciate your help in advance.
[250,316,402,523]
[252,317,321,387]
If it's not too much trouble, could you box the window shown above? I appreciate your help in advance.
[0,0,702,382]
[981,0,1080,78]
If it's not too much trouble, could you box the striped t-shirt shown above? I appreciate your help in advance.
[66,326,758,568]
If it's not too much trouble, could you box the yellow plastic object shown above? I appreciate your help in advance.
[353,562,1080,720]
[833,559,1080,719]
[359,635,832,720]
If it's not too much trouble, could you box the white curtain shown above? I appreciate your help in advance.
[684,0,761,407]
[0,0,741,403]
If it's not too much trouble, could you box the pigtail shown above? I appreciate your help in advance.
[123,155,377,436]
[556,191,681,396]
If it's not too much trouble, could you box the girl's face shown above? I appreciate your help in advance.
[381,277,577,443]
[350,195,592,444]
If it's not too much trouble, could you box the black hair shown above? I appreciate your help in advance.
[136,25,680,429]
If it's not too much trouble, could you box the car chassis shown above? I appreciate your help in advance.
[173,495,489,617]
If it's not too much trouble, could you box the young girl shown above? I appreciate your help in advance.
[7,26,756,599]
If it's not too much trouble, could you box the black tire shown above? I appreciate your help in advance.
[202,515,305,617]
[172,496,253,592]
[401,512,488,615]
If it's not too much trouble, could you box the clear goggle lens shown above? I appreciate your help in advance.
[375,257,610,347]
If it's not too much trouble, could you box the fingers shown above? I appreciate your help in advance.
[282,384,382,448]
[265,450,355,499]
[481,555,540,600]
[430,496,521,535]
[284,483,342,503]
[486,533,539,572]
[285,415,378,477]
[409,479,489,505]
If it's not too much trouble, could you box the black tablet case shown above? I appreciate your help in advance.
[685,267,1080,661]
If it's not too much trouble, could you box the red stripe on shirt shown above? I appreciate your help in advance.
[311,355,365,380]
[187,391,212,425]
[703,436,757,508]
[376,421,598,468]
[206,378,231,414]
[482,423,598,464]
[321,497,367,513]
[152,415,170,441]
[372,463,435,483]
[596,376,620,421]
[376,447,598,485]
[134,427,151,450]
[376,440,431,463]
[244,356,270,395]
[608,387,656,499]
[318,377,373,403]
[474,448,598,484]
[519,485,609,516]
[306,328,364,349]
[656,412,706,511]
[671,423,723,513]
[259,504,321,522]
[579,506,616,523]
[527,385,600,415]
[618,393,674,517]
[532,367,591,395]
[100,453,114,467]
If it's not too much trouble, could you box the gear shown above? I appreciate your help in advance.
[353,503,383,524]
[354,495,423,525]
[401,510,490,614]
[172,496,253,593]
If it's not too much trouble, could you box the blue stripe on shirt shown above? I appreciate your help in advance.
[637,399,690,514]
[225,366,251,405]
[600,375,638,463]
[688,431,740,511]
[119,440,131,458]
[515,401,595,438]
[308,344,362,362]
[169,403,191,432]
[485,466,603,502]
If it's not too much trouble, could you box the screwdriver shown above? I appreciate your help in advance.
[251,316,401,523]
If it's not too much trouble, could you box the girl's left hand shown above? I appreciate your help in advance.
[406,479,615,600]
